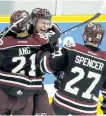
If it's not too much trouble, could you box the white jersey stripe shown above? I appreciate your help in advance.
[43,55,53,73]
[101,90,106,94]
[0,45,41,50]
[54,96,96,114]
[0,72,42,82]
[0,79,42,88]
[64,47,106,62]
[56,92,97,107]
[40,59,45,73]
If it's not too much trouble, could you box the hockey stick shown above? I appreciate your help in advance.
[61,13,101,35]
[50,1,106,44]
[61,0,106,36]
[91,94,106,108]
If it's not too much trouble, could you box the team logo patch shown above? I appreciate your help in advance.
[63,36,76,47]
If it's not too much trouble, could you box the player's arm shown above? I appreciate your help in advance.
[39,48,67,74]
[39,38,75,73]
[48,23,61,51]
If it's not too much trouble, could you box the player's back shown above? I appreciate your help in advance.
[52,43,106,115]
[0,35,47,97]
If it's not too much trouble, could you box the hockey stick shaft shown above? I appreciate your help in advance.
[61,1,106,35]
[0,16,27,39]
[91,94,106,108]
[61,13,101,35]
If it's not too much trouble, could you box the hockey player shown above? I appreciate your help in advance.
[39,22,106,115]
[0,10,51,115]
[0,8,60,115]
[30,8,59,115]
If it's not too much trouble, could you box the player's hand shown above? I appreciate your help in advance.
[54,79,61,89]
[48,23,61,44]
[54,71,64,89]
[46,30,56,39]
[37,31,55,41]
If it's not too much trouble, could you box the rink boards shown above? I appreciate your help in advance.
[0,15,106,115]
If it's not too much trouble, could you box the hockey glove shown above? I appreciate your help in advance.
[54,71,64,89]
[54,79,61,89]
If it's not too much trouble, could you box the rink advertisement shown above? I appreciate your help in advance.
[0,15,106,114]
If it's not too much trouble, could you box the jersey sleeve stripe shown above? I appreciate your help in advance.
[40,55,54,73]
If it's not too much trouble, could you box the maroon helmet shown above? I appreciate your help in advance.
[10,10,30,32]
[83,22,105,46]
[31,8,52,26]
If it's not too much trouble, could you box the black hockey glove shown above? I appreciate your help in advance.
[101,99,106,114]
[54,79,61,89]
[54,71,64,89]
[48,24,61,44]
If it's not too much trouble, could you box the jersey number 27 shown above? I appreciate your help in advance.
[65,66,101,99]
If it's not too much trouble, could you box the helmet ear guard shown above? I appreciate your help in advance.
[82,22,105,46]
